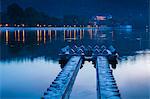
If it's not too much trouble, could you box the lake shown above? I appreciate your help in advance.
[0,27,150,99]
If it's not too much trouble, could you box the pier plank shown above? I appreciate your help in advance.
[43,56,82,99]
[96,56,121,99]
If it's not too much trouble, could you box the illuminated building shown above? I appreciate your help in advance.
[89,14,113,27]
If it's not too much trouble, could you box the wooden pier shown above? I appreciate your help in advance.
[42,45,121,99]
[43,56,83,99]
[96,56,121,99]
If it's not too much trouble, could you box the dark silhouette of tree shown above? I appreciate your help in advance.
[77,16,89,25]
[2,3,89,26]
[24,7,39,25]
[7,3,24,24]
[63,15,89,26]
[48,17,61,25]
[63,15,78,25]
[1,12,9,24]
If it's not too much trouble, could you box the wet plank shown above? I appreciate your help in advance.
[42,56,83,99]
[96,56,121,99]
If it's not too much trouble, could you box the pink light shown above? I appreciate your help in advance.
[96,16,106,20]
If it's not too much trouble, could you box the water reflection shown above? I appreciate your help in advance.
[63,29,84,41]
[14,30,17,41]
[22,30,25,43]
[70,61,96,99]
[18,30,20,41]
[5,30,9,44]
[0,58,61,99]
[114,51,150,99]
[0,28,149,62]
[48,30,52,42]
[36,29,57,45]
[0,28,149,98]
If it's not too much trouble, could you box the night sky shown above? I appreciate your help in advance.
[1,0,149,22]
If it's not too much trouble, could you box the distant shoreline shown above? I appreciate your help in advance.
[0,26,133,31]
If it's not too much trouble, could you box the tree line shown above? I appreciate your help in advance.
[0,3,89,26]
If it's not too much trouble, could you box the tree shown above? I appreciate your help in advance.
[7,3,24,24]
[24,7,39,25]
[63,15,78,25]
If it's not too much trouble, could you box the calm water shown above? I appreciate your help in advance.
[0,27,150,99]
[70,61,96,99]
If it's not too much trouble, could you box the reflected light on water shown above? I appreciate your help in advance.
[48,30,52,42]
[0,28,149,98]
[17,30,20,41]
[14,30,17,41]
[74,29,76,40]
[0,58,61,99]
[22,30,25,43]
[69,30,72,38]
[70,61,96,99]
[2,29,91,44]
[5,30,9,44]
[35,29,57,43]
[64,30,79,41]
[44,30,46,44]
[114,52,150,99]
[40,30,42,42]
[37,30,40,45]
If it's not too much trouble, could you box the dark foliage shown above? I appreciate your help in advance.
[0,3,89,26]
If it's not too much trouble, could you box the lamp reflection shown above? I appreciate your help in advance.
[5,30,9,44]
[79,29,82,39]
[14,30,17,41]
[37,30,40,45]
[17,30,20,41]
[48,30,52,42]
[74,29,76,40]
[44,30,46,44]
[40,30,42,42]
[64,29,78,41]
[22,30,25,43]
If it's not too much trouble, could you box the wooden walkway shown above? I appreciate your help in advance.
[42,45,121,99]
[96,56,121,99]
[42,56,83,99]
